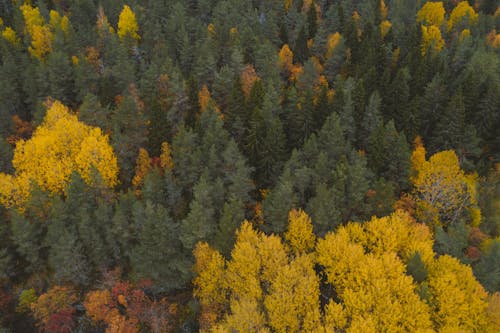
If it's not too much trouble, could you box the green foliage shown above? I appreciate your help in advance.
[0,1,499,330]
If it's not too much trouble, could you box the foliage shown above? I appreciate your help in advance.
[0,101,118,208]
[194,209,497,332]
[0,0,499,331]
[117,5,140,42]
[410,140,479,228]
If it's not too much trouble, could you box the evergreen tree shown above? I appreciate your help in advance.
[180,172,218,250]
[130,202,189,291]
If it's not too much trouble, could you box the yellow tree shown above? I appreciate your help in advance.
[193,209,497,332]
[325,32,341,59]
[421,25,445,55]
[410,141,479,227]
[20,3,53,60]
[117,5,140,42]
[428,255,490,332]
[278,44,293,72]
[0,101,118,208]
[193,242,227,330]
[316,215,434,332]
[2,26,20,45]
[285,209,316,255]
[448,1,478,32]
[416,2,445,26]
[264,255,322,333]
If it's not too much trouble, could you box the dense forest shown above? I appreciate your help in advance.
[0,0,499,332]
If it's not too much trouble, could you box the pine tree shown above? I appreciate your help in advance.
[130,202,189,291]
[180,172,217,250]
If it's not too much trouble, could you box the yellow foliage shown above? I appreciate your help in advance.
[131,148,151,189]
[28,24,53,60]
[192,208,498,332]
[459,28,471,41]
[417,2,445,26]
[225,297,266,333]
[0,101,118,209]
[362,210,435,265]
[421,25,444,55]
[317,235,433,331]
[160,142,174,170]
[257,234,288,283]
[49,10,62,30]
[0,174,30,210]
[229,27,237,36]
[2,27,20,45]
[380,0,388,20]
[193,242,227,330]
[71,55,79,65]
[20,3,55,60]
[285,209,316,255]
[225,221,262,300]
[20,4,44,35]
[198,85,211,112]
[488,293,500,331]
[380,20,392,38]
[117,5,140,41]
[448,1,478,32]
[48,10,70,36]
[326,32,341,59]
[284,0,293,13]
[411,143,478,227]
[278,44,293,71]
[207,23,216,36]
[428,255,490,332]
[264,255,322,333]
[324,301,347,331]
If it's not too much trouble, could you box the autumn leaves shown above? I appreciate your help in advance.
[0,101,118,209]
[194,209,497,332]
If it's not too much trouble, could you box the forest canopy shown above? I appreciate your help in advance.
[0,0,499,332]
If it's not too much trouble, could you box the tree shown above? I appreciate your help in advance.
[367,120,410,191]
[110,90,148,186]
[117,5,140,42]
[410,140,479,228]
[130,202,189,291]
[284,209,315,255]
[416,2,445,27]
[0,101,118,209]
[31,286,77,330]
[193,242,227,330]
[264,255,322,332]
[428,255,490,332]
[421,25,444,55]
[447,1,478,32]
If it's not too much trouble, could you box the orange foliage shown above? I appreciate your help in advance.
[198,85,211,112]
[132,148,152,191]
[84,280,176,333]
[278,44,294,72]
[486,30,500,48]
[240,64,260,97]
[31,286,77,328]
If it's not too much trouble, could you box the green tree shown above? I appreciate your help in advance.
[130,202,189,291]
